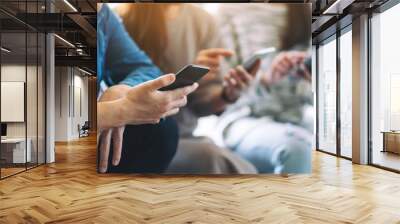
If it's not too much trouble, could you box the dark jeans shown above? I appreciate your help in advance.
[99,118,178,173]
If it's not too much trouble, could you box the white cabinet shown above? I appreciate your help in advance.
[1,138,31,163]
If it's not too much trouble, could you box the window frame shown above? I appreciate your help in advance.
[0,0,48,180]
[315,23,352,160]
[367,0,400,173]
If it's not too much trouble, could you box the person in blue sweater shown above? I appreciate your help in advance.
[97,4,198,173]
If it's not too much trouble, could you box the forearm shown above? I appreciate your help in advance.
[189,83,228,116]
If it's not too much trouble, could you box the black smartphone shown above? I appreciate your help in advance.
[159,64,210,91]
[303,57,311,73]
[242,47,276,71]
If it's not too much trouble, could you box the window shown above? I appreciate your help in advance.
[317,37,337,154]
[339,29,352,158]
[0,1,47,179]
[370,2,400,171]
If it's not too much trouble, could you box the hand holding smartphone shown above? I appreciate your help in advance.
[242,47,276,71]
[159,64,210,91]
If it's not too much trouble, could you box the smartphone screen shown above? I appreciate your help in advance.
[243,47,276,71]
[159,65,210,91]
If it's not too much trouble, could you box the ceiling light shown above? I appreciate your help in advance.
[1,47,11,53]
[107,3,120,9]
[201,4,220,15]
[76,48,86,56]
[78,67,93,76]
[63,0,78,12]
[323,0,341,14]
[54,34,75,48]
[323,0,354,15]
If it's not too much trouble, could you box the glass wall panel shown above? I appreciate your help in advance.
[318,37,337,154]
[339,29,352,158]
[0,0,46,179]
[38,32,45,165]
[27,31,38,169]
[25,0,46,169]
[371,3,400,171]
[1,30,28,177]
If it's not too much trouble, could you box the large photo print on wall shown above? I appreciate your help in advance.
[97,3,312,174]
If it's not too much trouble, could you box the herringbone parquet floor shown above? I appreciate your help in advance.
[1,135,400,224]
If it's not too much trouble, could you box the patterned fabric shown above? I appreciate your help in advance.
[218,4,312,126]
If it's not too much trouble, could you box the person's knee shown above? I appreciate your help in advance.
[154,118,179,159]
[124,118,178,151]
[234,131,312,173]
[273,137,312,173]
[200,143,257,174]
[121,118,179,172]
[175,141,229,174]
[178,142,223,167]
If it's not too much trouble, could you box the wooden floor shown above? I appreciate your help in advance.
[372,150,400,171]
[1,163,44,178]
[1,167,26,178]
[1,135,400,224]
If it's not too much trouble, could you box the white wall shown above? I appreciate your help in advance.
[312,45,317,150]
[1,66,26,137]
[72,73,89,138]
[55,67,69,141]
[1,65,39,137]
[1,64,46,164]
[54,67,89,141]
[45,8,56,163]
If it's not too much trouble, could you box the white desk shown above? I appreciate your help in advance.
[1,138,31,163]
